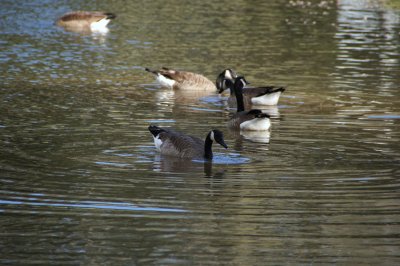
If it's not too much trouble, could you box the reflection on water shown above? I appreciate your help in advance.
[1,0,400,265]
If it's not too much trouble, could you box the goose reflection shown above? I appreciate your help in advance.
[229,129,271,144]
[152,154,226,178]
[155,88,217,105]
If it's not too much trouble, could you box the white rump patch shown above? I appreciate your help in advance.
[156,74,175,89]
[251,91,282,106]
[240,117,271,131]
[153,135,163,151]
[90,18,111,33]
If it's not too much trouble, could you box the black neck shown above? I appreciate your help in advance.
[234,81,245,112]
[229,84,235,96]
[204,133,213,160]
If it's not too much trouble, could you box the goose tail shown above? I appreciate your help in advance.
[256,113,271,119]
[145,67,159,75]
[104,12,117,19]
[273,87,285,93]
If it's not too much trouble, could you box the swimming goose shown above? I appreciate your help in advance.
[145,67,217,91]
[57,11,116,33]
[148,125,228,160]
[227,77,271,131]
[216,69,285,106]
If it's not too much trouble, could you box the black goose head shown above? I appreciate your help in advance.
[216,69,238,93]
[210,129,228,149]
[148,125,165,137]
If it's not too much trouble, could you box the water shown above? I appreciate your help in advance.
[1,0,399,264]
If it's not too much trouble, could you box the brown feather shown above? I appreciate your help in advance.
[158,129,205,158]
[56,11,115,30]
[147,68,217,91]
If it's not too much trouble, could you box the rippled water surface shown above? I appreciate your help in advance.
[1,0,400,264]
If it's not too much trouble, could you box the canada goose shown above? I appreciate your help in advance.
[145,67,217,91]
[227,77,271,131]
[56,11,116,33]
[148,125,228,160]
[216,69,285,106]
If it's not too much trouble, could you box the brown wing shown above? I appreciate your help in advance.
[159,130,204,158]
[228,110,260,129]
[57,11,115,25]
[147,67,216,91]
[243,87,285,98]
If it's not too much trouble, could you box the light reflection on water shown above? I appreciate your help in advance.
[0,199,188,213]
[1,0,400,265]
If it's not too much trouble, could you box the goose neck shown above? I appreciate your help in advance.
[234,82,245,112]
[204,133,213,160]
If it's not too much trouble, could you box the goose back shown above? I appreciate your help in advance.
[57,11,116,32]
[148,125,227,159]
[228,86,285,107]
[150,126,204,158]
[228,110,263,129]
[146,67,216,91]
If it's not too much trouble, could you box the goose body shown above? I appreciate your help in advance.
[145,67,217,91]
[227,77,271,131]
[57,11,116,33]
[229,110,271,131]
[148,125,227,160]
[217,69,285,106]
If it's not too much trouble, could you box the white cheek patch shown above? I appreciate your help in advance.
[156,74,175,88]
[153,135,163,151]
[210,131,215,141]
[90,18,111,32]
[225,70,234,80]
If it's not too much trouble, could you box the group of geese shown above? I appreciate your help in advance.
[56,11,286,161]
[146,67,286,160]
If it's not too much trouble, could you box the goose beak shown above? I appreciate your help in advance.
[219,140,228,149]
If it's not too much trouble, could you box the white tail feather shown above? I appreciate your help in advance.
[251,91,282,105]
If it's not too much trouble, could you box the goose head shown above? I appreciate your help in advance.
[216,69,238,93]
[204,129,228,160]
[209,129,228,149]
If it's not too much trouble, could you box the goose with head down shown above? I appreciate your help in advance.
[145,67,217,91]
[57,11,116,33]
[216,69,285,106]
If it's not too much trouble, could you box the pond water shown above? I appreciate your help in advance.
[1,0,399,264]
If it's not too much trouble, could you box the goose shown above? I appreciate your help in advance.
[216,69,285,106]
[145,67,217,91]
[56,11,116,33]
[148,125,228,160]
[227,76,271,131]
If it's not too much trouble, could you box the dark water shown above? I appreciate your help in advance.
[1,0,400,264]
